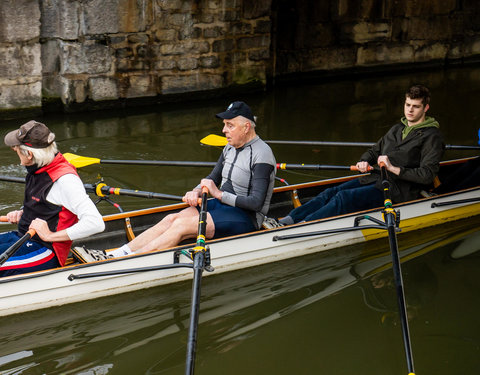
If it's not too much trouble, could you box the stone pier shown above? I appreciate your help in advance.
[1,0,480,116]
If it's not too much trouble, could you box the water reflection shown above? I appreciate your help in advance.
[1,217,479,374]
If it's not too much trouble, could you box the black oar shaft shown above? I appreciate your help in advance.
[380,165,415,374]
[83,183,183,201]
[267,140,479,150]
[0,229,36,266]
[185,187,209,375]
[100,159,216,167]
[277,163,355,171]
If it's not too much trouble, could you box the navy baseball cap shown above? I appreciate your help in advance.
[215,101,255,123]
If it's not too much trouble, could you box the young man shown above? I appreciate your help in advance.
[279,84,444,225]
[77,101,276,261]
[0,121,105,277]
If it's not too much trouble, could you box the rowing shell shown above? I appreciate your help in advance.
[1,158,479,316]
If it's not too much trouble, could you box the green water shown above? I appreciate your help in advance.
[0,66,480,374]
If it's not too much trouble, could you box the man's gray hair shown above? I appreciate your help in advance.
[18,142,58,167]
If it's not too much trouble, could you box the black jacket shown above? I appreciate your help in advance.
[359,122,444,203]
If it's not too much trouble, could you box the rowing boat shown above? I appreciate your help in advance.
[1,157,479,317]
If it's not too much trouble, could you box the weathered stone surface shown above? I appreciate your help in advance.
[0,0,41,42]
[0,44,42,78]
[82,0,151,34]
[343,22,391,43]
[414,42,449,62]
[126,74,156,97]
[40,0,79,39]
[0,82,42,109]
[89,77,118,101]
[177,57,199,71]
[2,0,480,113]
[357,44,415,66]
[60,42,113,74]
[161,74,223,94]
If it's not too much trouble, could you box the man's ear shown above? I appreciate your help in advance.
[424,103,430,113]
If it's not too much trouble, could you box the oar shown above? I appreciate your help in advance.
[64,153,365,172]
[64,153,216,169]
[0,228,36,266]
[185,186,210,375]
[379,162,415,375]
[200,134,480,150]
[83,182,183,201]
[0,175,183,202]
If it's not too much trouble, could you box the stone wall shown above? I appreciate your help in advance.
[40,0,272,110]
[273,0,480,76]
[1,0,480,115]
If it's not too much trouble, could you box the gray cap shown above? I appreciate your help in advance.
[4,120,55,148]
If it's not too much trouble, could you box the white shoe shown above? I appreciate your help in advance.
[262,217,285,229]
[72,246,113,263]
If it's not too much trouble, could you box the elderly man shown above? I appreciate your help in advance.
[77,101,276,261]
[0,121,105,276]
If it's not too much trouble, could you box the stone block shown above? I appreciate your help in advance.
[60,42,113,74]
[0,81,41,109]
[89,77,119,101]
[402,17,452,41]
[0,44,42,79]
[40,0,79,39]
[232,65,266,85]
[254,20,271,34]
[237,35,270,49]
[155,29,177,41]
[342,22,391,43]
[41,40,61,75]
[249,49,270,61]
[203,26,225,38]
[126,74,156,98]
[403,0,456,17]
[128,33,149,44]
[414,42,449,62]
[357,44,415,66]
[199,55,220,68]
[161,74,223,94]
[177,57,198,71]
[212,38,235,52]
[243,0,272,19]
[0,0,40,42]
[155,59,177,70]
[82,0,151,34]
[230,22,253,35]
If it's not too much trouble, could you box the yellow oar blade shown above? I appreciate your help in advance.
[64,153,101,168]
[200,134,227,147]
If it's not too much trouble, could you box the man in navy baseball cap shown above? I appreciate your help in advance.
[215,101,255,123]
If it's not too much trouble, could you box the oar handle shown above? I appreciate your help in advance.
[0,216,8,222]
[350,165,373,172]
[0,228,36,266]
[182,186,209,205]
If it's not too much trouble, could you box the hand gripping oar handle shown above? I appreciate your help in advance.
[185,186,209,375]
[0,228,36,266]
[379,162,416,375]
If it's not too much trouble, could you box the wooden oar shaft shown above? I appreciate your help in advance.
[0,228,36,266]
[379,164,415,374]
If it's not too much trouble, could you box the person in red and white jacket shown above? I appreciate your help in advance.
[0,120,105,277]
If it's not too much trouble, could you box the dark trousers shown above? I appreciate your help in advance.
[288,179,384,223]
